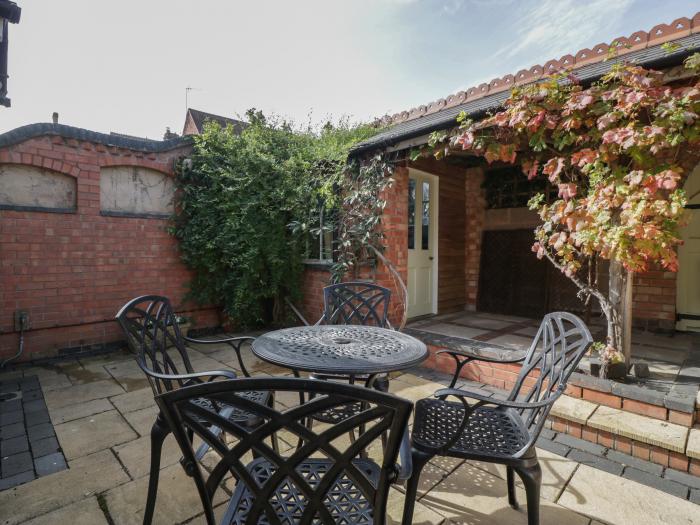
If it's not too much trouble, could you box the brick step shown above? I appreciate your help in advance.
[548,394,700,475]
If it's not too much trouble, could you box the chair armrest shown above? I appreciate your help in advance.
[183,335,255,346]
[138,361,238,383]
[435,348,527,365]
[434,387,562,410]
[185,335,255,377]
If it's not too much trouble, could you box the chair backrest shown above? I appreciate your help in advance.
[115,295,194,395]
[508,312,593,436]
[155,377,412,525]
[321,282,391,328]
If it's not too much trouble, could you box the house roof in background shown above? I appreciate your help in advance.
[352,12,700,156]
[183,108,248,135]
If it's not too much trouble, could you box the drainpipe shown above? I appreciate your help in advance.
[1,310,29,368]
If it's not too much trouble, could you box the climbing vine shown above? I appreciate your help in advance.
[418,53,700,371]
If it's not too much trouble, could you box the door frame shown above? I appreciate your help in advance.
[407,168,439,317]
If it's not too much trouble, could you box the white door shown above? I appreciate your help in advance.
[407,169,438,318]
[677,165,700,331]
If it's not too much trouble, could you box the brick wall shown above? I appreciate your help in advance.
[464,167,486,310]
[633,270,677,331]
[0,129,220,362]
[300,264,333,324]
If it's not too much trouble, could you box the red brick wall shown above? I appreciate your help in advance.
[633,269,676,331]
[0,134,219,362]
[300,265,332,324]
[375,165,409,327]
[464,167,486,310]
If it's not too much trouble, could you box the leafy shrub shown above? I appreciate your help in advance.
[173,110,377,327]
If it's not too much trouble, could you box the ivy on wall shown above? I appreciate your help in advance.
[173,110,378,327]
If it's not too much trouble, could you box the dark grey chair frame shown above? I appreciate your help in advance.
[402,312,593,525]
[316,281,392,329]
[303,282,394,447]
[115,295,276,524]
[154,377,413,525]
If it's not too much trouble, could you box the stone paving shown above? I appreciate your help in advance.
[0,341,698,524]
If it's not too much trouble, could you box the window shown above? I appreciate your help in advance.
[421,181,430,250]
[408,179,416,249]
[304,203,336,262]
[482,165,556,209]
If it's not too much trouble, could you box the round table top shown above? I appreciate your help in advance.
[251,325,428,375]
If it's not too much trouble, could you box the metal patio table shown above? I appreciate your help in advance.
[251,324,428,386]
[252,324,427,473]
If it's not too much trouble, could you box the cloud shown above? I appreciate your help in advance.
[493,0,634,62]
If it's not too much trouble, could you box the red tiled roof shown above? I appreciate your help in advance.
[379,12,700,127]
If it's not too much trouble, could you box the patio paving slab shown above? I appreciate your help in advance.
[121,405,159,437]
[0,449,129,524]
[419,461,589,525]
[102,463,228,525]
[559,464,700,524]
[386,486,448,525]
[44,380,124,410]
[469,448,580,503]
[109,387,156,415]
[416,323,490,340]
[20,496,109,525]
[62,363,113,385]
[587,405,688,452]
[114,435,182,480]
[31,373,72,393]
[103,361,150,392]
[48,397,113,425]
[54,410,137,460]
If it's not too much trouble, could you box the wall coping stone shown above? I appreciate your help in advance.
[686,429,700,460]
[0,123,192,153]
[551,395,598,425]
[587,405,688,453]
[302,259,333,271]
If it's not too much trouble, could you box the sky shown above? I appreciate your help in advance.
[2,0,698,139]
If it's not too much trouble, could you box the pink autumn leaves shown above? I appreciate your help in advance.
[445,61,700,278]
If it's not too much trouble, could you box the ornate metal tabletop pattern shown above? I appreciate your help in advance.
[252,325,428,375]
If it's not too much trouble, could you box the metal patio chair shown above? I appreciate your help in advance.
[115,295,277,524]
[402,312,593,525]
[152,376,413,525]
[308,282,393,427]
[317,281,392,328]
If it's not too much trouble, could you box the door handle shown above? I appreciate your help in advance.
[429,256,434,260]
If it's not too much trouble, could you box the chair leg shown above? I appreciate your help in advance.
[401,450,431,525]
[507,466,519,509]
[515,463,542,525]
[268,393,280,454]
[144,415,170,525]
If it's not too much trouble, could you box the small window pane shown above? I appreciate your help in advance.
[421,181,430,250]
[408,179,416,249]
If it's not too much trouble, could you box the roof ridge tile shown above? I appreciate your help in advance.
[379,10,700,127]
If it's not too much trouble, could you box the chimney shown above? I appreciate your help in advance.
[52,112,58,124]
